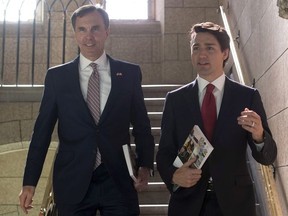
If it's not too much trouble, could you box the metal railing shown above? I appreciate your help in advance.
[0,0,154,87]
[0,0,98,86]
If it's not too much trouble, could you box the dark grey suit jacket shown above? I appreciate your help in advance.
[156,77,277,216]
[23,55,155,205]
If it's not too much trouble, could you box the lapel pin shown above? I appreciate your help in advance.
[116,72,123,76]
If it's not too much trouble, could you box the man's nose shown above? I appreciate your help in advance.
[85,30,94,38]
[198,48,207,57]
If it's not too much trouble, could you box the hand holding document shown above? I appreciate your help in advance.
[173,125,214,191]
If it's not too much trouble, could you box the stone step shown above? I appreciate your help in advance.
[144,98,165,112]
[138,183,170,204]
[148,112,162,127]
[118,86,174,215]
[140,204,168,215]
[142,84,181,98]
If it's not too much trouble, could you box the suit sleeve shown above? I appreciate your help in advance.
[156,93,179,193]
[23,69,58,186]
[130,66,155,170]
[248,90,277,165]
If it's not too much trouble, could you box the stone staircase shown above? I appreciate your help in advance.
[137,84,181,216]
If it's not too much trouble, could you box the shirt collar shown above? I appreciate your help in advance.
[79,51,108,70]
[197,73,226,93]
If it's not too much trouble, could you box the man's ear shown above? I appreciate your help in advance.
[223,49,230,61]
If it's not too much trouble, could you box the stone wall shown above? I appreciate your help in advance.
[221,0,288,214]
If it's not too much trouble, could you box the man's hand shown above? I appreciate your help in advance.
[134,167,150,192]
[19,185,36,214]
[172,158,202,188]
[237,108,264,143]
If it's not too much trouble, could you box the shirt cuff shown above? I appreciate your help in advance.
[255,142,264,151]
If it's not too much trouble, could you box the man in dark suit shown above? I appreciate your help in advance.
[19,5,155,216]
[156,22,277,216]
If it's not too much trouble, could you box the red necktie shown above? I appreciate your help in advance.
[201,84,217,142]
[87,63,101,169]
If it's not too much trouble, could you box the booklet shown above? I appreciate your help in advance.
[122,144,137,182]
[173,125,214,190]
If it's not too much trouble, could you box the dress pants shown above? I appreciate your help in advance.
[199,191,223,216]
[57,164,140,216]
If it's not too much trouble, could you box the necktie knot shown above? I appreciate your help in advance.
[206,83,215,94]
[90,62,97,70]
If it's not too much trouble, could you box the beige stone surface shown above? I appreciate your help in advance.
[0,103,32,122]
[162,60,194,84]
[166,0,184,7]
[151,37,162,63]
[165,8,206,33]
[110,37,153,63]
[178,33,191,61]
[257,50,288,118]
[164,34,178,61]
[259,1,288,73]
[140,63,162,84]
[184,0,218,7]
[0,122,21,145]
[0,148,56,215]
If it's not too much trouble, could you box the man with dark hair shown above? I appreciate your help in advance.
[156,22,277,216]
[19,5,154,216]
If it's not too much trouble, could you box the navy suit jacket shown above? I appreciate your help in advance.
[23,55,155,204]
[156,77,277,216]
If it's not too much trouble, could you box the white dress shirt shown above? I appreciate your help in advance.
[197,74,225,116]
[79,52,111,113]
[197,74,264,150]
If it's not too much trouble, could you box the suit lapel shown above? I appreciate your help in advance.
[182,81,203,131]
[98,56,119,124]
[214,77,233,137]
[66,57,95,122]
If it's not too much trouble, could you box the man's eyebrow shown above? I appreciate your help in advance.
[204,43,217,46]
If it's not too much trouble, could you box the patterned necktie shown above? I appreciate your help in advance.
[87,63,101,168]
[201,84,217,142]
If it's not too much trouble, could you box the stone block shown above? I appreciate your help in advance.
[0,122,21,145]
[184,0,219,7]
[165,8,206,33]
[110,37,152,63]
[151,36,162,63]
[162,60,194,84]
[205,8,222,24]
[140,63,162,84]
[164,34,178,61]
[178,33,191,61]
[165,0,184,7]
[0,103,32,123]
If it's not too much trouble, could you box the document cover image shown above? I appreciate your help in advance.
[173,125,214,169]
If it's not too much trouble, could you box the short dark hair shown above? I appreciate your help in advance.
[190,22,230,65]
[71,5,110,30]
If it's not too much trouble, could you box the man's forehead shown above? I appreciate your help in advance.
[191,33,218,45]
